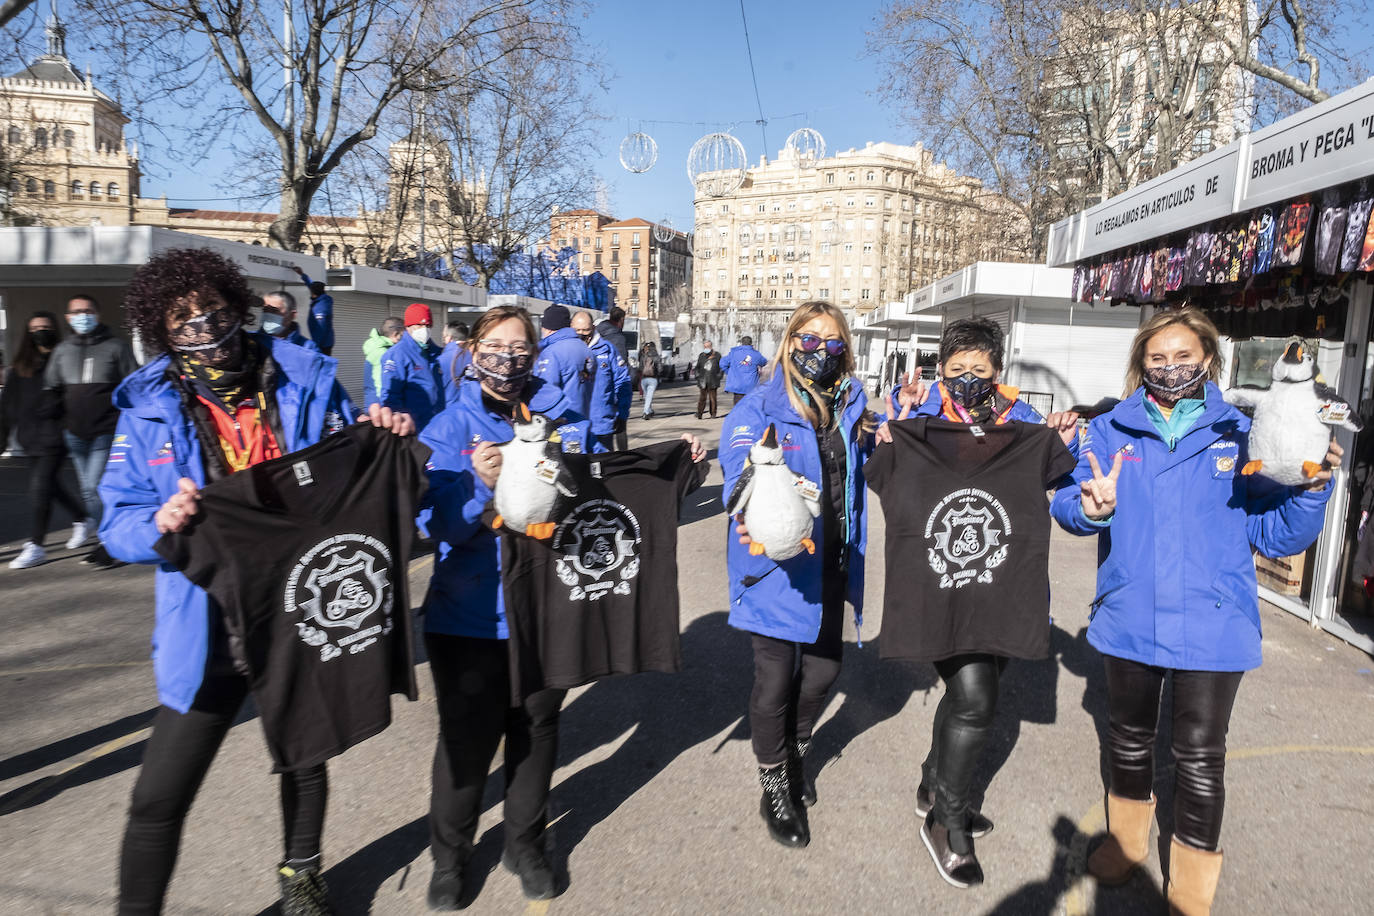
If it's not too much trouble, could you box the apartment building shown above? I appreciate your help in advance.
[549,209,692,319]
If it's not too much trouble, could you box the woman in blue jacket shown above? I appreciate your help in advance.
[720,300,877,850]
[418,304,704,908]
[100,249,412,916]
[1050,309,1339,915]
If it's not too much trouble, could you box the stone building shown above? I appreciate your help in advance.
[687,140,1020,356]
[548,209,692,319]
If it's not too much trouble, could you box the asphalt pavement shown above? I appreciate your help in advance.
[2,381,1373,915]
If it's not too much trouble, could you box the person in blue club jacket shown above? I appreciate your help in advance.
[1050,309,1340,915]
[721,335,767,406]
[101,247,414,916]
[290,264,334,355]
[380,303,444,432]
[720,300,879,851]
[573,310,631,452]
[532,303,592,419]
[438,319,471,406]
[259,290,318,351]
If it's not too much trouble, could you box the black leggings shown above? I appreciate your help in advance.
[427,633,566,872]
[749,573,846,767]
[118,672,328,915]
[27,452,85,543]
[1103,654,1243,851]
[923,654,1008,839]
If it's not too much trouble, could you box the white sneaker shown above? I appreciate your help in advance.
[9,541,47,569]
[66,520,91,550]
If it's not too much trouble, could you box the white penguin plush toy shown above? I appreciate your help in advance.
[725,423,822,562]
[492,403,577,539]
[1225,338,1361,487]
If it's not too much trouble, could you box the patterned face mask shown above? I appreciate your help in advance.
[944,371,995,411]
[168,306,242,366]
[473,350,533,397]
[1142,363,1208,402]
[790,348,841,386]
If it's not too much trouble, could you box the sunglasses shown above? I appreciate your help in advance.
[792,333,846,356]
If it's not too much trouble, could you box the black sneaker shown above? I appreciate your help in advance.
[81,545,123,569]
[277,859,333,916]
[426,866,463,911]
[502,848,556,900]
[916,783,993,837]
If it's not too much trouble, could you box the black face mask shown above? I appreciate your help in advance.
[1142,363,1208,403]
[473,350,533,397]
[944,371,996,411]
[30,329,57,349]
[790,348,842,387]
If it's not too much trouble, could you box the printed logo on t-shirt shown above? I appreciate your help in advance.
[284,534,394,661]
[924,488,1013,589]
[551,498,642,601]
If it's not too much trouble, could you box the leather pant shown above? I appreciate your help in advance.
[1103,654,1243,851]
[924,654,1007,841]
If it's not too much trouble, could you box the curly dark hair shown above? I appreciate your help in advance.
[124,248,259,354]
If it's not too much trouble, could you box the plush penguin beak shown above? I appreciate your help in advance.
[761,424,778,448]
[518,402,532,422]
[1282,341,1304,363]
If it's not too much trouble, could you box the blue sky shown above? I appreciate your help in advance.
[131,1,906,230]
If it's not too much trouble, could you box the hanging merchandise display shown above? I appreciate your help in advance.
[619,131,658,174]
[653,218,675,244]
[687,131,747,198]
[784,126,826,169]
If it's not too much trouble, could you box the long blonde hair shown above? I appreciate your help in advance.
[769,300,859,430]
[1123,308,1224,397]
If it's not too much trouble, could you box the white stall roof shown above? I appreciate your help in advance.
[1047,78,1374,267]
[0,226,324,284]
[919,262,1072,311]
[326,264,487,308]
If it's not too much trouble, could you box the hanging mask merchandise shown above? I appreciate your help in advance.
[944,372,996,412]
[1142,363,1208,402]
[472,350,533,397]
[789,348,841,386]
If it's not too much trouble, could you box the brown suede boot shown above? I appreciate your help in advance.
[1087,793,1155,885]
[1167,836,1223,916]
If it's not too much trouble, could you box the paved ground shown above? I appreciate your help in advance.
[3,381,1374,915]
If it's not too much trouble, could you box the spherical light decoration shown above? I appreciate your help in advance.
[785,127,826,169]
[619,131,658,173]
[687,132,747,198]
[653,218,675,244]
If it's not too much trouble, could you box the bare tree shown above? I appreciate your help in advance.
[79,0,584,251]
[424,14,602,288]
[871,0,1365,259]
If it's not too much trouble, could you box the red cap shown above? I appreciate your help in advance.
[404,303,432,327]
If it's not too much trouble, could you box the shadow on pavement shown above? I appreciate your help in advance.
[0,706,157,783]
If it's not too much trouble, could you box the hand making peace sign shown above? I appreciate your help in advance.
[1081,450,1123,520]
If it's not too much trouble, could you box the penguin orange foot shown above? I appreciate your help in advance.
[801,538,816,555]
[749,542,767,556]
[1302,460,1324,478]
[1240,460,1263,476]
[526,522,557,539]
[492,514,505,529]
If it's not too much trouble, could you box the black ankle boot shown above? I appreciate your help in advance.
[919,811,984,889]
[426,865,463,911]
[277,856,333,916]
[502,847,557,900]
[916,782,993,837]
[759,764,809,847]
[788,739,817,807]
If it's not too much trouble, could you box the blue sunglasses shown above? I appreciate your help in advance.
[793,333,846,356]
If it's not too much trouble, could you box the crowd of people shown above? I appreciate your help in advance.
[0,248,1343,916]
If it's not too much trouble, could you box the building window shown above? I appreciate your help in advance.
[784,289,793,299]
[845,198,856,208]
[582,253,590,263]
[88,181,101,198]
[863,242,874,254]
[632,267,640,281]
[62,129,74,148]
[825,172,835,184]
[34,127,47,148]
[632,232,641,245]
[703,291,711,302]
[25,177,37,197]
[769,289,777,299]
[107,182,119,199]
[865,197,876,208]
[70,179,83,197]
[594,237,602,249]
[866,171,875,181]
[754,289,763,299]
[631,251,640,264]
[43,179,55,199]
[582,219,590,229]
[6,126,19,144]
[843,243,854,254]
[847,172,856,182]
[861,289,872,300]
[631,287,639,300]
[818,288,830,298]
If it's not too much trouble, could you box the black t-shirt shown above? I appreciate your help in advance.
[865,418,1076,662]
[156,423,431,771]
[500,439,707,701]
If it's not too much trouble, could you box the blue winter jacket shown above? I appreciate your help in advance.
[299,273,335,352]
[381,333,444,432]
[1050,384,1333,672]
[439,340,471,407]
[284,326,319,352]
[721,345,767,394]
[98,336,356,713]
[588,333,631,436]
[534,327,592,417]
[720,371,874,643]
[417,377,593,639]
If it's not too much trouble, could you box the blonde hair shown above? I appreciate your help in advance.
[1123,308,1224,397]
[769,300,862,430]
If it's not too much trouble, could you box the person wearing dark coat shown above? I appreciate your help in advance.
[595,307,632,449]
[1,311,87,568]
[695,341,723,419]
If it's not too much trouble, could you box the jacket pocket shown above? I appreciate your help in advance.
[1090,568,1130,621]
